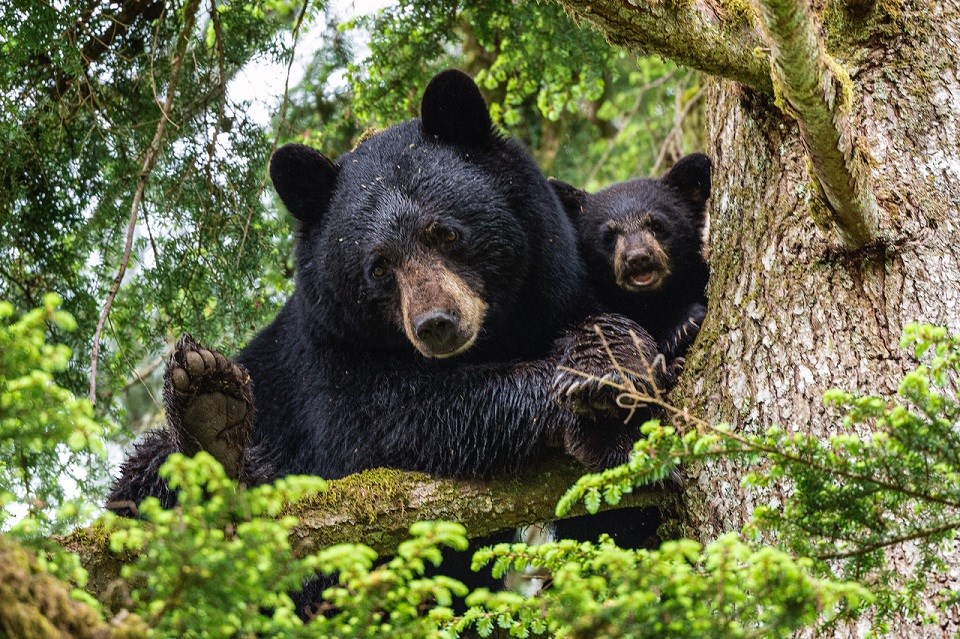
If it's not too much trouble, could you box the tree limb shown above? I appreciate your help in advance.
[64,454,678,600]
[552,0,773,92]
[752,0,879,247]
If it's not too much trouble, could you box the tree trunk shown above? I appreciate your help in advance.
[554,0,960,635]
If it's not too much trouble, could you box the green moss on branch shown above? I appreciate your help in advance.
[754,0,879,247]
[553,0,773,92]
[65,454,678,601]
[0,535,149,639]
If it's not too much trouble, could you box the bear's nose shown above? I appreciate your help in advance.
[414,311,459,349]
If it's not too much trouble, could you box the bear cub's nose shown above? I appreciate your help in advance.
[625,250,656,270]
[414,310,460,349]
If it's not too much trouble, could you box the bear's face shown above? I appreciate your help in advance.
[311,129,526,358]
[551,153,711,298]
[270,70,574,360]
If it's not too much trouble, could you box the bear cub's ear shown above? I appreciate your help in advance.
[269,143,339,224]
[421,69,493,148]
[662,152,712,209]
[548,178,587,217]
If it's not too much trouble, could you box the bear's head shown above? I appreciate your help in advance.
[550,153,710,298]
[269,70,584,360]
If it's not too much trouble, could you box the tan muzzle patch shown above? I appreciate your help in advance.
[614,230,671,292]
[396,257,488,358]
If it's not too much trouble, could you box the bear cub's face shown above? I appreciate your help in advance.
[551,153,711,298]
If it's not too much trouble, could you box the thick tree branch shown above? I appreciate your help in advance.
[64,454,677,600]
[553,1,773,92]
[752,0,879,247]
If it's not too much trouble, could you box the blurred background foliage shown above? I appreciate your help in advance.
[0,0,701,491]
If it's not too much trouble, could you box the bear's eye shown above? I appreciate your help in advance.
[648,218,667,235]
[370,259,390,279]
[427,221,460,245]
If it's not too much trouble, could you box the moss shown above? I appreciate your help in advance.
[0,535,149,639]
[716,0,757,24]
[822,0,913,50]
[288,467,431,524]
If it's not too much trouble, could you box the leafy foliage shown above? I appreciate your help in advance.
[459,535,868,639]
[559,323,960,632]
[101,452,865,639]
[292,1,701,187]
[0,294,112,536]
[105,451,471,638]
[0,0,313,405]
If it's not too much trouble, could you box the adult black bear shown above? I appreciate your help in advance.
[550,154,711,362]
[107,70,669,514]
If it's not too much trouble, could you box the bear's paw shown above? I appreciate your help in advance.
[164,334,252,480]
[552,314,672,420]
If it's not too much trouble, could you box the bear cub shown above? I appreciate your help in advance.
[550,153,711,363]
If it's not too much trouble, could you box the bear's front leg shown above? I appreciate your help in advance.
[165,334,253,481]
[551,314,673,469]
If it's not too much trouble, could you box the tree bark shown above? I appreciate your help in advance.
[553,0,960,636]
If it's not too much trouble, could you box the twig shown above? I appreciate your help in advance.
[206,0,228,187]
[236,0,311,264]
[89,0,203,404]
[652,83,703,174]
[816,519,960,560]
[752,0,879,247]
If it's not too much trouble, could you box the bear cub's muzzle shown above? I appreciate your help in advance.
[613,230,671,293]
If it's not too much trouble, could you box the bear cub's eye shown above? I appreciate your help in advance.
[648,217,668,235]
[602,221,619,244]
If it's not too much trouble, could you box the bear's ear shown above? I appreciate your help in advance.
[421,69,493,147]
[269,143,339,223]
[662,152,712,209]
[548,178,587,217]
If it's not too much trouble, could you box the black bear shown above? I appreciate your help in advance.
[549,154,711,363]
[107,70,670,516]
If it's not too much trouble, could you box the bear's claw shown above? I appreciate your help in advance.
[553,314,671,421]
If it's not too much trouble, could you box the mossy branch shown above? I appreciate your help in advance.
[64,454,678,601]
[753,0,879,247]
[552,0,773,92]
